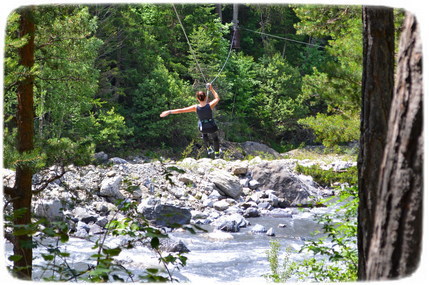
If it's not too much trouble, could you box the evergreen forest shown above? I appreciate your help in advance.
[5,3,403,163]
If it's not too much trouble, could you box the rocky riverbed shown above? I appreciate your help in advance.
[3,143,357,281]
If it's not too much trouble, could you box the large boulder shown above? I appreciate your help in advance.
[100,176,124,199]
[249,160,321,206]
[241,141,281,158]
[208,170,243,199]
[160,239,190,253]
[33,199,64,221]
[212,213,249,232]
[139,200,192,227]
[94,151,109,164]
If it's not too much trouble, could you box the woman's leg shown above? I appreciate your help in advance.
[212,132,220,152]
[202,133,212,151]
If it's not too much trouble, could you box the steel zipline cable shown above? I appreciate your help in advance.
[172,4,208,83]
[172,3,237,87]
[210,27,237,85]
[172,4,321,88]
[241,27,325,49]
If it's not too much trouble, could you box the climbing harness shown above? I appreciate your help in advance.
[172,4,237,89]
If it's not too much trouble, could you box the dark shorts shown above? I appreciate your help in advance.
[198,119,218,134]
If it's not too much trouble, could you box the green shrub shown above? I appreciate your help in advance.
[294,186,358,282]
[263,240,294,282]
[296,164,358,187]
[298,112,360,148]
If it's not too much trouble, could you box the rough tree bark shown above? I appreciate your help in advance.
[11,7,35,280]
[358,6,394,280]
[232,3,240,49]
[216,4,222,22]
[365,12,423,279]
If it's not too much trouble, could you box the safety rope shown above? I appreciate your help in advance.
[172,4,237,87]
[209,27,237,85]
[172,4,208,83]
[241,27,325,49]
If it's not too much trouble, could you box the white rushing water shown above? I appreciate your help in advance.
[4,205,340,282]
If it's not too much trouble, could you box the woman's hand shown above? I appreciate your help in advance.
[206,83,214,91]
[160,110,171,117]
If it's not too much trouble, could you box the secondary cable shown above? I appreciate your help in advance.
[241,27,325,49]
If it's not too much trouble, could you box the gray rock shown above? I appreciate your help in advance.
[266,228,275,236]
[212,213,249,231]
[89,223,104,235]
[96,217,109,228]
[160,239,190,253]
[248,179,260,190]
[94,152,109,164]
[208,190,223,200]
[230,162,248,176]
[33,199,64,221]
[100,176,124,199]
[191,210,208,220]
[178,174,195,185]
[268,208,293,218]
[141,204,191,227]
[267,193,279,207]
[74,221,90,238]
[257,201,272,210]
[251,224,267,233]
[202,199,214,208]
[249,160,321,206]
[213,200,230,211]
[3,168,15,188]
[216,220,240,232]
[240,178,249,187]
[225,205,244,215]
[108,157,128,164]
[243,207,260,218]
[81,216,98,224]
[241,141,280,158]
[209,170,243,199]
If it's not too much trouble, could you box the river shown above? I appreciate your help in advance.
[4,205,337,282]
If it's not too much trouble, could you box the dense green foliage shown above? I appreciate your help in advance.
[296,164,358,187]
[4,4,380,162]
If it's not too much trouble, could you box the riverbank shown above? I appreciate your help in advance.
[3,143,357,281]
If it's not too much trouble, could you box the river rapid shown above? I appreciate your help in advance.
[5,206,335,283]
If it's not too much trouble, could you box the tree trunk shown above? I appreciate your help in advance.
[232,4,240,49]
[216,4,222,22]
[12,7,35,280]
[365,12,423,279]
[358,6,394,280]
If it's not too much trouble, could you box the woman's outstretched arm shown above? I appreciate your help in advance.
[160,105,196,117]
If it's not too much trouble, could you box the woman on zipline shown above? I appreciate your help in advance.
[160,83,221,158]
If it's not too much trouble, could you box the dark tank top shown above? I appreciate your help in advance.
[196,104,213,121]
